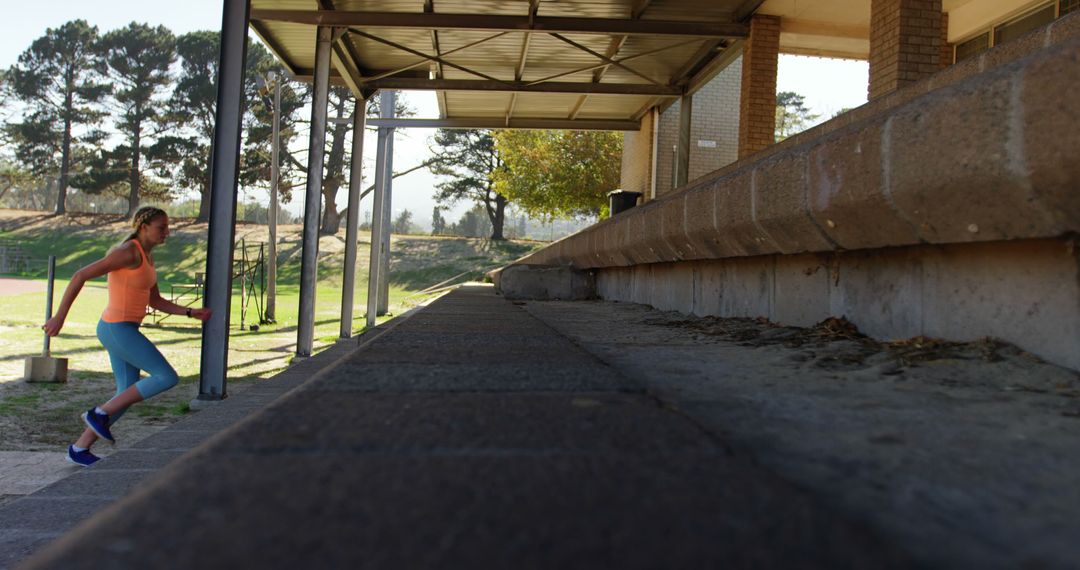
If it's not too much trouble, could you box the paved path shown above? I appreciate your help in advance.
[4,286,906,569]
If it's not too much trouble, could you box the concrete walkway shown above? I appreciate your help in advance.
[5,286,906,569]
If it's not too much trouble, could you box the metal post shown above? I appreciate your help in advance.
[366,90,394,329]
[43,256,55,356]
[198,0,251,401]
[340,96,367,338]
[377,95,396,315]
[265,73,281,323]
[675,92,692,189]
[296,26,333,357]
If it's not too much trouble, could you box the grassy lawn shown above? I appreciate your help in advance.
[0,210,543,450]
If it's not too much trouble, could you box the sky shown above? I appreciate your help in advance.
[1,1,869,225]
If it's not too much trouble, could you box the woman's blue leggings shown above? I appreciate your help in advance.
[96,320,179,422]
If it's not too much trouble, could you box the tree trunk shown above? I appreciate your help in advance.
[490,193,507,240]
[320,179,342,235]
[127,124,141,219]
[56,80,73,216]
[196,182,211,223]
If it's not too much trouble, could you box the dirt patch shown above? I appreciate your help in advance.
[0,278,46,297]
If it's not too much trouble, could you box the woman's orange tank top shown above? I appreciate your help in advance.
[101,239,157,324]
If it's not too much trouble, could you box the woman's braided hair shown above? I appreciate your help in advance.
[118,207,167,247]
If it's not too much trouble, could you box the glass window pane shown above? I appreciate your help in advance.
[955,32,990,62]
[994,4,1057,45]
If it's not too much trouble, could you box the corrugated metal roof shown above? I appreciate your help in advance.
[250,0,755,130]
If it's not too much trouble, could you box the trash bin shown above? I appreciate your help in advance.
[608,190,642,216]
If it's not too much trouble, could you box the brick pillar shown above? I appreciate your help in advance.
[940,11,952,69]
[737,14,780,160]
[868,0,944,100]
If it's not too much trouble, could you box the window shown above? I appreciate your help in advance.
[955,32,990,62]
[953,1,1071,63]
[994,4,1056,45]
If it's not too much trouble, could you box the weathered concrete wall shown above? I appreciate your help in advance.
[511,19,1080,371]
[595,239,1080,371]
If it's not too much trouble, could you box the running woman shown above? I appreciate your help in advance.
[43,207,211,466]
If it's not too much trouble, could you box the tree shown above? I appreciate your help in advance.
[392,209,414,234]
[429,129,508,240]
[493,129,621,221]
[431,206,446,235]
[4,20,108,214]
[79,23,176,218]
[158,34,293,222]
[775,91,819,141]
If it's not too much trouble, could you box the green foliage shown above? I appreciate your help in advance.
[431,206,446,235]
[3,20,108,213]
[80,23,177,217]
[493,129,621,221]
[775,91,819,141]
[392,208,415,234]
[429,129,508,240]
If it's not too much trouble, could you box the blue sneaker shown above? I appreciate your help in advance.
[66,445,100,467]
[81,408,115,443]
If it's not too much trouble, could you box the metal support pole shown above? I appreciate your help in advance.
[365,90,394,328]
[265,74,281,323]
[340,96,367,339]
[675,92,692,189]
[198,0,250,401]
[377,95,396,315]
[43,256,55,356]
[296,26,333,357]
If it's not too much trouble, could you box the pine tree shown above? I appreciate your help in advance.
[4,20,108,214]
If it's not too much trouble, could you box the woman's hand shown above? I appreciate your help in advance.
[43,316,65,337]
[189,307,212,322]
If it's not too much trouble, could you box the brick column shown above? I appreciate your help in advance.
[737,14,780,160]
[940,11,952,69]
[868,0,944,100]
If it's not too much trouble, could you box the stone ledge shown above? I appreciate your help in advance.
[519,25,1080,270]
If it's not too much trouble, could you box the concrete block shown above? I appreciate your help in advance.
[809,123,921,250]
[920,239,1080,371]
[624,209,663,265]
[715,169,779,256]
[23,356,67,383]
[887,70,1057,243]
[753,153,835,254]
[494,264,596,301]
[771,254,831,327]
[639,201,679,262]
[659,193,691,260]
[648,263,695,314]
[1022,39,1080,232]
[721,256,773,319]
[1049,11,1080,46]
[693,261,727,317]
[631,265,651,305]
[683,183,728,260]
[981,26,1050,71]
[830,248,923,340]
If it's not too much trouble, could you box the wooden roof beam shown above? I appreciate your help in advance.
[367,117,641,130]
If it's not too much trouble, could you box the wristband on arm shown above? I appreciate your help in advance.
[186,308,192,318]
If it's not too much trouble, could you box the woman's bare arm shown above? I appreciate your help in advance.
[43,244,140,336]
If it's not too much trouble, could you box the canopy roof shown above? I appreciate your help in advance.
[250,0,764,130]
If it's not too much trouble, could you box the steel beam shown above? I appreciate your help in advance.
[251,10,749,38]
[377,110,395,316]
[357,77,680,96]
[366,117,641,130]
[366,90,395,328]
[296,26,333,358]
[340,96,367,339]
[199,0,251,401]
[675,92,692,189]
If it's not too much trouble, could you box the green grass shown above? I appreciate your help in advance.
[0,212,544,449]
